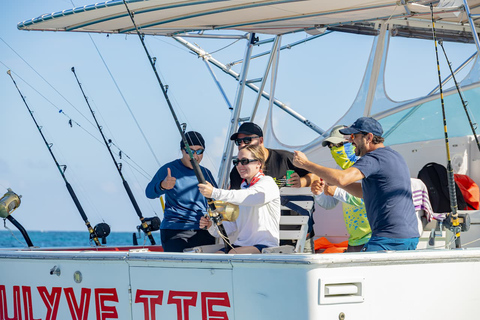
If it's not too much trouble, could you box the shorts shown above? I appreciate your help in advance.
[362,236,419,252]
[218,244,269,253]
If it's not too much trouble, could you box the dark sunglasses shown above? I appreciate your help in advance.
[233,158,258,166]
[234,136,259,146]
[327,141,345,149]
[186,148,205,155]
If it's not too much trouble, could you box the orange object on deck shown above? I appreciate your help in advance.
[314,237,348,253]
[455,174,480,210]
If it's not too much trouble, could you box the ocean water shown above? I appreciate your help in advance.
[0,229,161,248]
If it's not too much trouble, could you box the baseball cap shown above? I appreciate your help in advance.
[322,125,347,147]
[339,117,383,137]
[230,122,263,140]
[180,131,205,149]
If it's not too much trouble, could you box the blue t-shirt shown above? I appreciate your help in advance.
[145,159,217,230]
[353,147,419,239]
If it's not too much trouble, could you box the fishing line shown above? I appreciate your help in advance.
[123,160,159,217]
[438,40,480,152]
[72,67,158,245]
[76,76,153,179]
[123,0,231,250]
[86,33,161,166]
[161,81,221,176]
[0,37,97,129]
[151,36,193,53]
[430,4,461,248]
[2,62,153,183]
[0,64,103,143]
[2,221,27,248]
[7,70,104,247]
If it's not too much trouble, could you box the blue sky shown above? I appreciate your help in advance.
[1,0,476,236]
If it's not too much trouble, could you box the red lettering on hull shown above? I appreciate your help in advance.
[167,291,197,320]
[64,288,91,320]
[94,289,118,320]
[135,290,163,320]
[37,286,61,320]
[0,285,231,320]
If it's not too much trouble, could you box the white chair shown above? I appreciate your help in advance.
[263,187,314,254]
[262,215,309,253]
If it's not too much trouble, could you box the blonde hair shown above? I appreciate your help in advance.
[243,144,266,170]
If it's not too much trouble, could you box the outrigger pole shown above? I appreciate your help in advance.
[430,5,462,248]
[438,41,480,153]
[7,70,103,246]
[122,0,231,250]
[71,67,158,245]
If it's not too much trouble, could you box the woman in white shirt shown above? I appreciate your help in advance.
[198,144,280,254]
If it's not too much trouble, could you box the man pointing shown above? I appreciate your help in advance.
[293,117,419,251]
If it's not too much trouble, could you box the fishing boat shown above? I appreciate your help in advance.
[2,0,480,319]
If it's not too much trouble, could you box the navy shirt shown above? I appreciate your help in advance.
[146,159,217,230]
[353,147,419,238]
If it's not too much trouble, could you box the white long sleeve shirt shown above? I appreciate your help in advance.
[208,175,280,247]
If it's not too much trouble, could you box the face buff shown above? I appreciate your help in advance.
[330,142,359,170]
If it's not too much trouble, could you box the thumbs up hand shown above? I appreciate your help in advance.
[161,168,176,190]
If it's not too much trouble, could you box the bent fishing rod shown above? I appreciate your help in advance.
[438,40,480,153]
[431,5,461,248]
[71,66,157,245]
[7,70,103,246]
[122,0,231,250]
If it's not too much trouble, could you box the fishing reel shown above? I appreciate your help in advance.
[132,216,160,245]
[206,200,239,227]
[442,212,471,233]
[0,188,22,218]
[94,222,111,245]
[137,216,161,233]
[1,188,35,247]
[211,200,239,222]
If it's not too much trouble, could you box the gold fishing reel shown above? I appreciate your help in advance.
[0,188,22,218]
[209,200,239,222]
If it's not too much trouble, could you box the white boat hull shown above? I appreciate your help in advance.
[1,249,480,319]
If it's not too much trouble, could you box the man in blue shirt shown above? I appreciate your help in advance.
[146,131,217,252]
[294,117,419,251]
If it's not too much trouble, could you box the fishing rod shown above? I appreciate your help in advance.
[430,5,461,248]
[7,70,104,247]
[71,66,158,245]
[438,40,480,152]
[122,0,231,250]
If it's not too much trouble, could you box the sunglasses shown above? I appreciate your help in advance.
[233,158,258,166]
[185,148,205,155]
[327,141,345,149]
[350,132,368,140]
[234,136,259,146]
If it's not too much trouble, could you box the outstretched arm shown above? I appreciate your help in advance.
[293,151,364,197]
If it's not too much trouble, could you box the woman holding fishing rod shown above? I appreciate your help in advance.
[146,132,217,252]
[198,144,281,254]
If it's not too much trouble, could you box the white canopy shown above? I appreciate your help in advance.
[17,0,480,42]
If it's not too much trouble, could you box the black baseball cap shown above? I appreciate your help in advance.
[180,131,205,149]
[339,117,383,137]
[230,122,263,140]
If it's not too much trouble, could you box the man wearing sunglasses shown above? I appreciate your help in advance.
[229,122,314,189]
[294,117,419,252]
[229,122,317,252]
[146,131,217,252]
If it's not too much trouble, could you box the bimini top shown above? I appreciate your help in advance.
[16,0,480,42]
